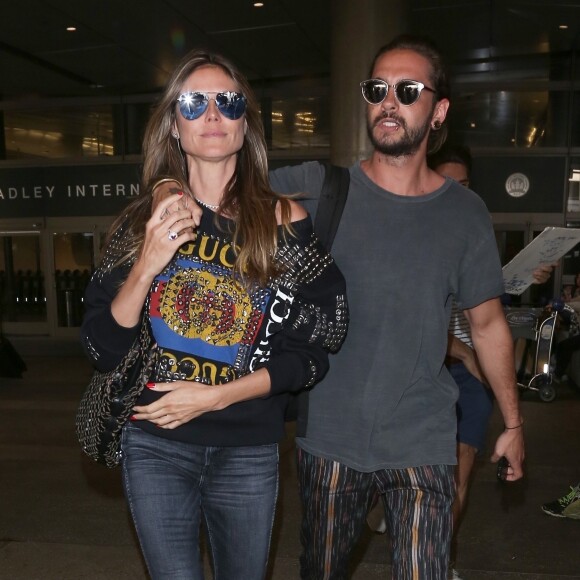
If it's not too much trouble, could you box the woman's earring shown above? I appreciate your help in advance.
[172,132,180,140]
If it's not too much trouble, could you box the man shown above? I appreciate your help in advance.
[366,143,552,579]
[432,146,495,577]
[429,144,552,579]
[432,143,538,517]
[366,144,489,580]
[269,35,524,579]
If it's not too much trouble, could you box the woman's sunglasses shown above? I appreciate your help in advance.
[360,79,436,107]
[176,91,247,121]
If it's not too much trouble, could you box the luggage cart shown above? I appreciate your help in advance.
[506,306,558,402]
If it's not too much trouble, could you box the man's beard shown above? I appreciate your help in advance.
[366,112,431,158]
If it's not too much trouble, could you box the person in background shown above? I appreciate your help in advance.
[426,144,485,580]
[268,35,524,580]
[573,272,580,298]
[551,298,580,385]
[430,143,472,188]
[429,144,552,579]
[81,49,348,580]
[562,284,574,302]
[542,481,580,519]
[541,300,580,520]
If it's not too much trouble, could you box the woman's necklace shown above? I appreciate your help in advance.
[195,197,220,211]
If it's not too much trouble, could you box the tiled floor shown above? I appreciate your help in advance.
[1,339,579,579]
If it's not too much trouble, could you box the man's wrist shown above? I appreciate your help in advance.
[504,419,524,430]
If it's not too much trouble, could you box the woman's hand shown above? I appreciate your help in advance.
[110,193,198,328]
[132,368,272,429]
[132,380,221,429]
[137,193,198,278]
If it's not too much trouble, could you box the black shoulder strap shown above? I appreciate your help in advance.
[314,164,350,252]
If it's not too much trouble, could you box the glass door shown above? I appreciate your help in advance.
[52,232,94,330]
[0,230,48,335]
[46,218,111,338]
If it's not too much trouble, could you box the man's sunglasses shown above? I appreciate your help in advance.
[176,91,247,121]
[360,79,436,107]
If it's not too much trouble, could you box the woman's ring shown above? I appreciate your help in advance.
[167,229,178,241]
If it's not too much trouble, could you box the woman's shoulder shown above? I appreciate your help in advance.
[275,197,308,225]
[287,198,308,222]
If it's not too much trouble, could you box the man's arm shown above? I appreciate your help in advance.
[464,297,525,481]
[269,161,325,197]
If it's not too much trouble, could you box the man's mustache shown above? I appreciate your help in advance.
[373,112,405,129]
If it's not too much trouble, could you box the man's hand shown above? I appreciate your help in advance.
[464,298,525,481]
[490,425,525,481]
[532,263,557,285]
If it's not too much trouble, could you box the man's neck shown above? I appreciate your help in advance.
[361,150,445,197]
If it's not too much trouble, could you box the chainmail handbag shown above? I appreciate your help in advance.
[75,317,158,468]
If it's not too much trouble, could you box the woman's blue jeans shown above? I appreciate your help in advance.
[121,423,279,580]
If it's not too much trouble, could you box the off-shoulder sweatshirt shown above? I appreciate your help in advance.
[81,207,348,446]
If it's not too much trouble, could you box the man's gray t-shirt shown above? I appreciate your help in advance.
[270,161,505,471]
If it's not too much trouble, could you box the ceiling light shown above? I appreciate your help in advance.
[66,26,77,32]
[254,2,264,6]
[469,122,476,128]
[559,24,569,30]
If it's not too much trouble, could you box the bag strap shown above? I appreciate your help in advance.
[314,164,350,252]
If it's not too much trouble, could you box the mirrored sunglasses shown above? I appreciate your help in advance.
[360,79,436,106]
[177,91,247,120]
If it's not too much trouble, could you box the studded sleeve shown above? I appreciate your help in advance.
[260,218,349,395]
[80,222,142,372]
[80,262,142,372]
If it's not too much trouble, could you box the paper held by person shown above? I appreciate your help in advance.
[502,227,580,295]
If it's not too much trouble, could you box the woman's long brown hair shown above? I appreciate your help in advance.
[106,49,292,287]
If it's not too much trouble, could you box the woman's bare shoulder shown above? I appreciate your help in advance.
[276,198,308,224]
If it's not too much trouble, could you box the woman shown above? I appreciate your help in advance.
[81,50,348,579]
